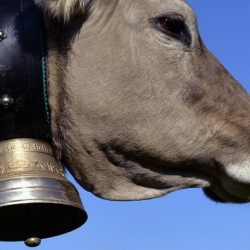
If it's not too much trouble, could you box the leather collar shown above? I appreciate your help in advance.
[0,0,51,142]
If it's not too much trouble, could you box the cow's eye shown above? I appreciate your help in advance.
[153,16,191,46]
[158,18,184,35]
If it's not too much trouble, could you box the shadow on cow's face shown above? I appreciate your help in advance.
[43,0,250,203]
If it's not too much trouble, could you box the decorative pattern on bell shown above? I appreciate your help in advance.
[0,139,88,246]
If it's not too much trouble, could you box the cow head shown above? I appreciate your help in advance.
[40,0,250,203]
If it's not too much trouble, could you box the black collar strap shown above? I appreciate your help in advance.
[0,0,51,142]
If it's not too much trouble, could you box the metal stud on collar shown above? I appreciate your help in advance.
[0,31,7,42]
[0,95,14,107]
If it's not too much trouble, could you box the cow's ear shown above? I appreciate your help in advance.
[38,0,91,22]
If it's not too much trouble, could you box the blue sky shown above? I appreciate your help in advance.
[1,1,250,249]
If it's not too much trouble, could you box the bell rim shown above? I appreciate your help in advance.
[0,202,88,241]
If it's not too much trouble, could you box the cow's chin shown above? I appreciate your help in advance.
[201,158,250,203]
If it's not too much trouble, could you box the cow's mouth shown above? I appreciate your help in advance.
[203,188,228,203]
[203,186,250,204]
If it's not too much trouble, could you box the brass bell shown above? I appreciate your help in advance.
[0,138,87,247]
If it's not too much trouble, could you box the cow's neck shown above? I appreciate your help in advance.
[0,0,51,142]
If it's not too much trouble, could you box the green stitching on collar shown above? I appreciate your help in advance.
[34,0,51,124]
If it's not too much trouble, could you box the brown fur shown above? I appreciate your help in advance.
[40,0,250,203]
